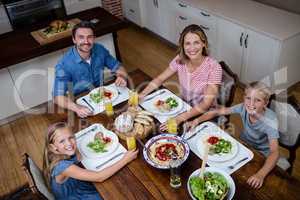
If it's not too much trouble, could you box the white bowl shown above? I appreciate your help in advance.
[187,167,235,200]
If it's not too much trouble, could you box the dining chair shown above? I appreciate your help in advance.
[269,94,300,174]
[21,153,55,200]
[217,61,238,126]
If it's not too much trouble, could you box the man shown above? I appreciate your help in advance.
[53,21,128,118]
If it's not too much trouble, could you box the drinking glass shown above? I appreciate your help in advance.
[104,99,114,117]
[167,117,177,134]
[128,90,139,107]
[169,158,182,188]
[126,136,136,150]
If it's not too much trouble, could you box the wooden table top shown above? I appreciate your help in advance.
[52,69,300,200]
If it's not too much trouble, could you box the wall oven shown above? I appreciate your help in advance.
[3,0,66,29]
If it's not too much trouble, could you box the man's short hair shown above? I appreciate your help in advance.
[72,21,96,38]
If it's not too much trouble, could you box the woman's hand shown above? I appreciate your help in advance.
[123,149,139,164]
[159,117,183,132]
[185,119,199,131]
[247,172,265,189]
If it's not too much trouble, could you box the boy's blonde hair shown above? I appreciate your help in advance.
[245,81,272,101]
[43,122,71,190]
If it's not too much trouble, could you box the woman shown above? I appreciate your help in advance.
[140,24,222,130]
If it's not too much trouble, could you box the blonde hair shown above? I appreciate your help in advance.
[245,81,272,101]
[177,24,209,64]
[43,122,71,190]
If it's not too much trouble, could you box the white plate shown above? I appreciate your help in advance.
[89,85,118,103]
[197,132,238,162]
[187,167,235,200]
[79,128,119,159]
[150,95,184,116]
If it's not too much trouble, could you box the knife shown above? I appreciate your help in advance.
[143,90,166,102]
[185,125,208,140]
[96,152,125,169]
[82,97,94,111]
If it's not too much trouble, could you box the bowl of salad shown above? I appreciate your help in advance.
[187,167,235,200]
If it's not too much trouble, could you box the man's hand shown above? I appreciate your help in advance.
[74,104,93,118]
[115,75,127,87]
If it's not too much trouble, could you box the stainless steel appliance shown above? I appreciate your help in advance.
[3,0,65,29]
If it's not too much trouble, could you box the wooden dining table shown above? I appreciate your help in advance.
[51,69,300,200]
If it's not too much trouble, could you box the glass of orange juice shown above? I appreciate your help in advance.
[126,136,136,150]
[128,90,139,107]
[104,99,114,117]
[167,117,177,134]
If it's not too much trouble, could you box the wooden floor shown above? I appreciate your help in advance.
[1,25,300,197]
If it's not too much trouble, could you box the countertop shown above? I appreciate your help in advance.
[180,0,300,40]
[0,7,128,69]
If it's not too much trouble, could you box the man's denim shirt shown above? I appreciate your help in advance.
[53,43,120,97]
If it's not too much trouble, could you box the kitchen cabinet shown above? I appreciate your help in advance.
[8,51,63,110]
[0,4,12,34]
[142,0,161,35]
[122,0,143,27]
[217,18,280,85]
[63,0,102,15]
[0,68,23,120]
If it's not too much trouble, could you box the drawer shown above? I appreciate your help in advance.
[190,7,216,29]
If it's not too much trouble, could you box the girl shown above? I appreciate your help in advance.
[139,24,222,131]
[43,122,138,200]
[186,81,280,189]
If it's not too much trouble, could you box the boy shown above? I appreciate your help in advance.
[187,81,279,189]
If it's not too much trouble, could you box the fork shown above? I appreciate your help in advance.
[76,126,97,140]
[228,157,248,169]
[96,152,125,169]
[143,90,166,102]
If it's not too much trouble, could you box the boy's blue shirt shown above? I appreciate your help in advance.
[230,103,279,156]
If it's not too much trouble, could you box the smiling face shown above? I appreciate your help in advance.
[72,27,95,54]
[183,32,205,60]
[51,127,77,156]
[244,88,268,116]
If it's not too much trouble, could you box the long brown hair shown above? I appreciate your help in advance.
[43,122,71,190]
[177,24,209,64]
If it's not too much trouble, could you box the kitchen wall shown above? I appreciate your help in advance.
[252,0,300,15]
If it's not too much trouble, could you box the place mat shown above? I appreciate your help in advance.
[139,89,191,123]
[75,123,127,171]
[184,122,254,174]
[31,18,81,45]
[76,83,130,115]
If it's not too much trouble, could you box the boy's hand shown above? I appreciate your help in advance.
[247,173,265,189]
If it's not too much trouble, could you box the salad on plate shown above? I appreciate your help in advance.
[207,136,232,155]
[154,97,179,112]
[87,132,112,153]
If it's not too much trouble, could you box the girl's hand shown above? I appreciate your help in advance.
[123,149,139,163]
[247,173,265,189]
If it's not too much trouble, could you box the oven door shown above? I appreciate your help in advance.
[4,0,65,29]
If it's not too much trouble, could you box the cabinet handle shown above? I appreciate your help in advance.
[156,0,159,8]
[240,32,244,46]
[245,34,248,48]
[179,16,187,20]
[200,25,209,30]
[129,9,135,13]
[179,3,187,8]
[200,12,210,17]
[153,0,156,7]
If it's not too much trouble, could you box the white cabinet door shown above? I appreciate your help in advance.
[8,51,62,110]
[63,0,101,15]
[242,29,280,84]
[122,0,143,26]
[216,18,244,77]
[159,0,176,43]
[143,0,161,35]
[0,68,23,120]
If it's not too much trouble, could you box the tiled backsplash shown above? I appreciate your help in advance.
[252,0,300,15]
[102,0,123,19]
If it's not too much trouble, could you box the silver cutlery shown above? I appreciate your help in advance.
[76,126,97,140]
[82,97,94,111]
[96,152,125,169]
[143,90,166,102]
[228,157,248,169]
[184,125,208,140]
